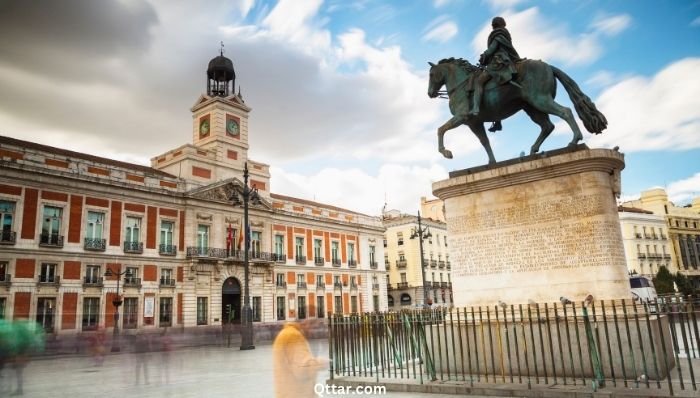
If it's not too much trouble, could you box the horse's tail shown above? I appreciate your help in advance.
[552,66,607,134]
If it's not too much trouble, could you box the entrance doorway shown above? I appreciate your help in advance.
[222,277,241,324]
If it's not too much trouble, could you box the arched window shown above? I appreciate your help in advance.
[388,295,395,307]
[400,293,412,305]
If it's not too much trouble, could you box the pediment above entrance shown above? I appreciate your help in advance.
[187,178,271,210]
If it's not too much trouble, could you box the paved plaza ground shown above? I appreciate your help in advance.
[0,339,509,398]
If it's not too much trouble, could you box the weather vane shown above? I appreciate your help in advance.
[220,41,225,56]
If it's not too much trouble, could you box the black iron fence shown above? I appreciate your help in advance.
[328,296,700,396]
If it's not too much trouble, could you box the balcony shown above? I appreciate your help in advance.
[39,233,63,248]
[316,282,325,289]
[635,233,642,238]
[0,231,16,245]
[334,282,343,289]
[38,275,60,286]
[370,261,378,269]
[396,282,408,289]
[314,257,325,266]
[159,244,177,256]
[348,260,357,268]
[664,254,671,259]
[186,246,227,259]
[83,277,103,287]
[272,253,287,263]
[446,261,451,270]
[296,255,307,265]
[372,283,379,290]
[297,282,307,289]
[124,241,143,254]
[350,282,358,290]
[159,278,176,288]
[332,258,341,267]
[84,237,106,251]
[276,281,287,289]
[637,253,646,259]
[430,260,438,268]
[440,282,448,288]
[438,261,446,269]
[660,234,667,239]
[432,281,441,288]
[384,261,390,268]
[396,260,407,269]
[123,277,142,288]
[0,274,11,286]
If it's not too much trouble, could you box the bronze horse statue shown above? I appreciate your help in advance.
[427,58,607,164]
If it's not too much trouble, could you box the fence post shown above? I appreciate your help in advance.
[582,303,605,389]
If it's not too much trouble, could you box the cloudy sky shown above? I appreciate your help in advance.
[0,0,699,215]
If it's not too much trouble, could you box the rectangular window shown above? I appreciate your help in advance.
[0,297,5,319]
[350,276,356,287]
[276,273,286,286]
[125,267,139,284]
[86,211,104,239]
[316,275,323,286]
[274,235,284,255]
[252,297,261,322]
[160,220,174,246]
[82,297,100,331]
[335,296,343,313]
[348,242,355,262]
[351,296,358,313]
[197,225,209,249]
[400,273,407,283]
[369,245,375,264]
[397,232,404,246]
[0,201,15,237]
[159,297,173,327]
[295,237,304,258]
[40,263,57,283]
[36,297,56,332]
[331,241,339,261]
[373,295,379,312]
[251,231,261,255]
[316,295,325,318]
[123,297,138,329]
[161,268,173,285]
[124,217,141,243]
[334,275,341,286]
[297,273,305,287]
[197,297,208,325]
[85,265,100,284]
[314,239,322,259]
[276,296,286,320]
[42,206,62,237]
[298,296,306,320]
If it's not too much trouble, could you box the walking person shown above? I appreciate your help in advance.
[272,320,327,398]
[134,332,150,385]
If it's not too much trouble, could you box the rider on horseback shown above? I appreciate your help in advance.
[470,16,521,132]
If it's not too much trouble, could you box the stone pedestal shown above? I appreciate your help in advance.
[432,146,630,307]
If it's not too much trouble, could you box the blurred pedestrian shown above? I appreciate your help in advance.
[272,320,327,398]
[134,332,150,385]
[89,326,106,366]
[159,328,172,385]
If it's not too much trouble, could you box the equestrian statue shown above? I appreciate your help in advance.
[427,17,607,165]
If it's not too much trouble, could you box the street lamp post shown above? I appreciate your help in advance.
[104,267,132,352]
[410,211,431,307]
[231,162,258,350]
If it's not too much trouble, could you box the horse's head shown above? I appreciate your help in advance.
[427,61,445,98]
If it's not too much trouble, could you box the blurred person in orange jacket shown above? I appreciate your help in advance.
[272,320,327,398]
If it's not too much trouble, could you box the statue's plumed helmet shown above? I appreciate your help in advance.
[492,16,506,28]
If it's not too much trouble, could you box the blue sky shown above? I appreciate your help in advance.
[0,0,698,214]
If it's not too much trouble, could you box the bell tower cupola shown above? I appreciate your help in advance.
[207,42,235,97]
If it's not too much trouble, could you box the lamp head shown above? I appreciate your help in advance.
[104,268,114,277]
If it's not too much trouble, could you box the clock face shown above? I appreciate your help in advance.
[226,119,239,136]
[199,119,210,136]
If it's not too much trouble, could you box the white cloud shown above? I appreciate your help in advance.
[691,16,700,27]
[433,0,453,8]
[588,57,700,152]
[486,0,526,11]
[471,8,631,67]
[422,17,459,43]
[591,14,632,36]
[667,172,700,204]
[270,163,449,215]
[586,70,616,88]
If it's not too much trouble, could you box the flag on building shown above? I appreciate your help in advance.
[226,223,233,255]
[237,220,244,251]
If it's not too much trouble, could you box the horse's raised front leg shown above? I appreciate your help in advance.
[467,121,496,164]
[437,115,467,159]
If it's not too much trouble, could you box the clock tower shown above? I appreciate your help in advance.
[151,48,270,194]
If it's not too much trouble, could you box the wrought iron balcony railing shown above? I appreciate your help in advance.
[314,257,325,265]
[84,237,106,251]
[159,278,175,287]
[397,282,408,289]
[297,282,307,289]
[39,233,63,247]
[348,260,357,268]
[38,275,60,285]
[159,244,177,256]
[0,274,11,285]
[430,260,438,268]
[372,283,379,290]
[316,282,325,289]
[0,231,16,245]
[124,277,142,288]
[83,277,104,287]
[446,261,451,269]
[334,282,344,289]
[296,255,307,265]
[124,241,143,254]
[438,261,446,269]
[186,246,228,258]
[272,253,287,263]
[332,258,341,267]
[396,260,407,268]
[370,261,378,269]
[276,281,287,288]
